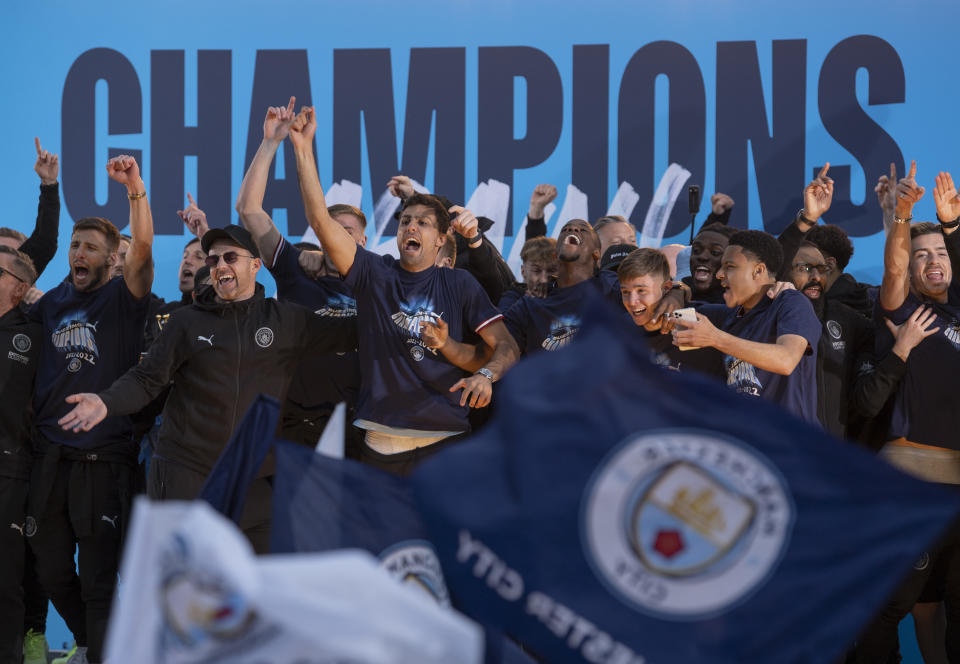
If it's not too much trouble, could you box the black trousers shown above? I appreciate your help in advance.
[28,459,126,664]
[147,456,273,554]
[854,515,960,663]
[0,476,28,664]
[23,543,49,634]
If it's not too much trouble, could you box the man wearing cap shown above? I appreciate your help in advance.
[57,225,356,552]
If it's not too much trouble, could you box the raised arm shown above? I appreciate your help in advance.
[875,162,897,235]
[178,192,210,240]
[289,106,357,275]
[879,159,923,312]
[779,164,833,271]
[106,154,153,298]
[20,137,61,276]
[525,184,557,241]
[235,97,296,264]
[933,172,960,286]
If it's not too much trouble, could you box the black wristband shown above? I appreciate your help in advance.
[941,216,960,230]
[797,209,816,226]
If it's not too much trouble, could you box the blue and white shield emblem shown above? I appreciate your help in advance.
[630,461,755,577]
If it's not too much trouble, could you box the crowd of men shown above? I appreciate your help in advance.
[2,97,960,663]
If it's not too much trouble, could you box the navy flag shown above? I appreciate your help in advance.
[411,300,960,664]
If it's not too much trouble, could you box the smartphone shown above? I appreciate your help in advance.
[669,307,700,351]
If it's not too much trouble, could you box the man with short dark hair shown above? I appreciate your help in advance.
[0,246,41,664]
[683,223,737,304]
[672,229,821,423]
[58,224,356,553]
[28,154,154,664]
[787,240,933,440]
[289,104,518,474]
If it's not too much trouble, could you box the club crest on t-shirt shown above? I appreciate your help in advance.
[724,356,762,397]
[391,298,443,361]
[315,293,357,319]
[379,540,450,607]
[542,316,581,351]
[51,313,99,370]
[945,320,960,349]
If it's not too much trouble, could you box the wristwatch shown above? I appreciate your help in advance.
[475,367,494,381]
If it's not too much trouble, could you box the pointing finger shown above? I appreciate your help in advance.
[907,159,917,180]
[890,162,897,181]
[187,192,196,207]
[34,136,42,155]
[818,162,830,180]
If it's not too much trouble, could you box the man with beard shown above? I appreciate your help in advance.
[28,154,154,664]
[289,105,518,475]
[682,223,737,304]
[788,240,936,440]
[56,224,356,553]
[777,163,875,317]
[618,248,724,379]
[671,230,822,423]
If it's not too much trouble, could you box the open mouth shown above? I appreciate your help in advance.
[803,283,822,299]
[402,237,421,252]
[631,305,648,319]
[693,266,713,283]
[217,274,235,289]
[563,234,582,247]
[73,265,89,281]
[926,269,945,283]
[181,269,194,279]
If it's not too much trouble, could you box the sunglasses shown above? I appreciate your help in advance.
[793,263,830,275]
[204,251,255,268]
[0,266,26,283]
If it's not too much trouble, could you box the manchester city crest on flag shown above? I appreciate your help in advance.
[582,429,794,619]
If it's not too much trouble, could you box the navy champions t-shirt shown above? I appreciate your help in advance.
[881,288,960,449]
[31,276,149,448]
[641,325,726,381]
[697,289,821,424]
[344,246,502,434]
[270,237,360,410]
[503,270,621,355]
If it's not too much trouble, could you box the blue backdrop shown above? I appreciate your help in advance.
[5,0,959,302]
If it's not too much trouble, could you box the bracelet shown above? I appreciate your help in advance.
[942,217,960,230]
[893,214,912,225]
[127,191,147,201]
[797,209,816,226]
[467,235,483,249]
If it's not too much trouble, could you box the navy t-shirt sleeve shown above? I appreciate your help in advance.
[774,291,821,348]
[503,299,530,351]
[695,303,729,327]
[343,245,387,294]
[268,238,305,293]
[458,271,503,333]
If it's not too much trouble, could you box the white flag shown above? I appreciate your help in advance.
[105,498,483,664]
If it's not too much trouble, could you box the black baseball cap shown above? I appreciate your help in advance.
[201,225,261,259]
[600,243,637,271]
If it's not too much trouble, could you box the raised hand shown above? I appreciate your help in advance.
[933,172,960,223]
[34,137,59,185]
[106,154,142,188]
[449,205,479,240]
[58,393,108,432]
[886,306,940,361]
[767,281,798,299]
[22,286,43,306]
[387,175,415,199]
[710,192,735,215]
[895,159,925,217]
[875,162,897,212]
[297,249,327,279]
[803,163,834,221]
[528,184,558,218]
[289,105,317,152]
[177,192,209,238]
[263,96,296,142]
[420,317,449,349]
[449,374,492,409]
[671,313,720,350]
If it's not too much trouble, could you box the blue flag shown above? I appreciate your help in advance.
[198,394,279,523]
[411,300,960,664]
